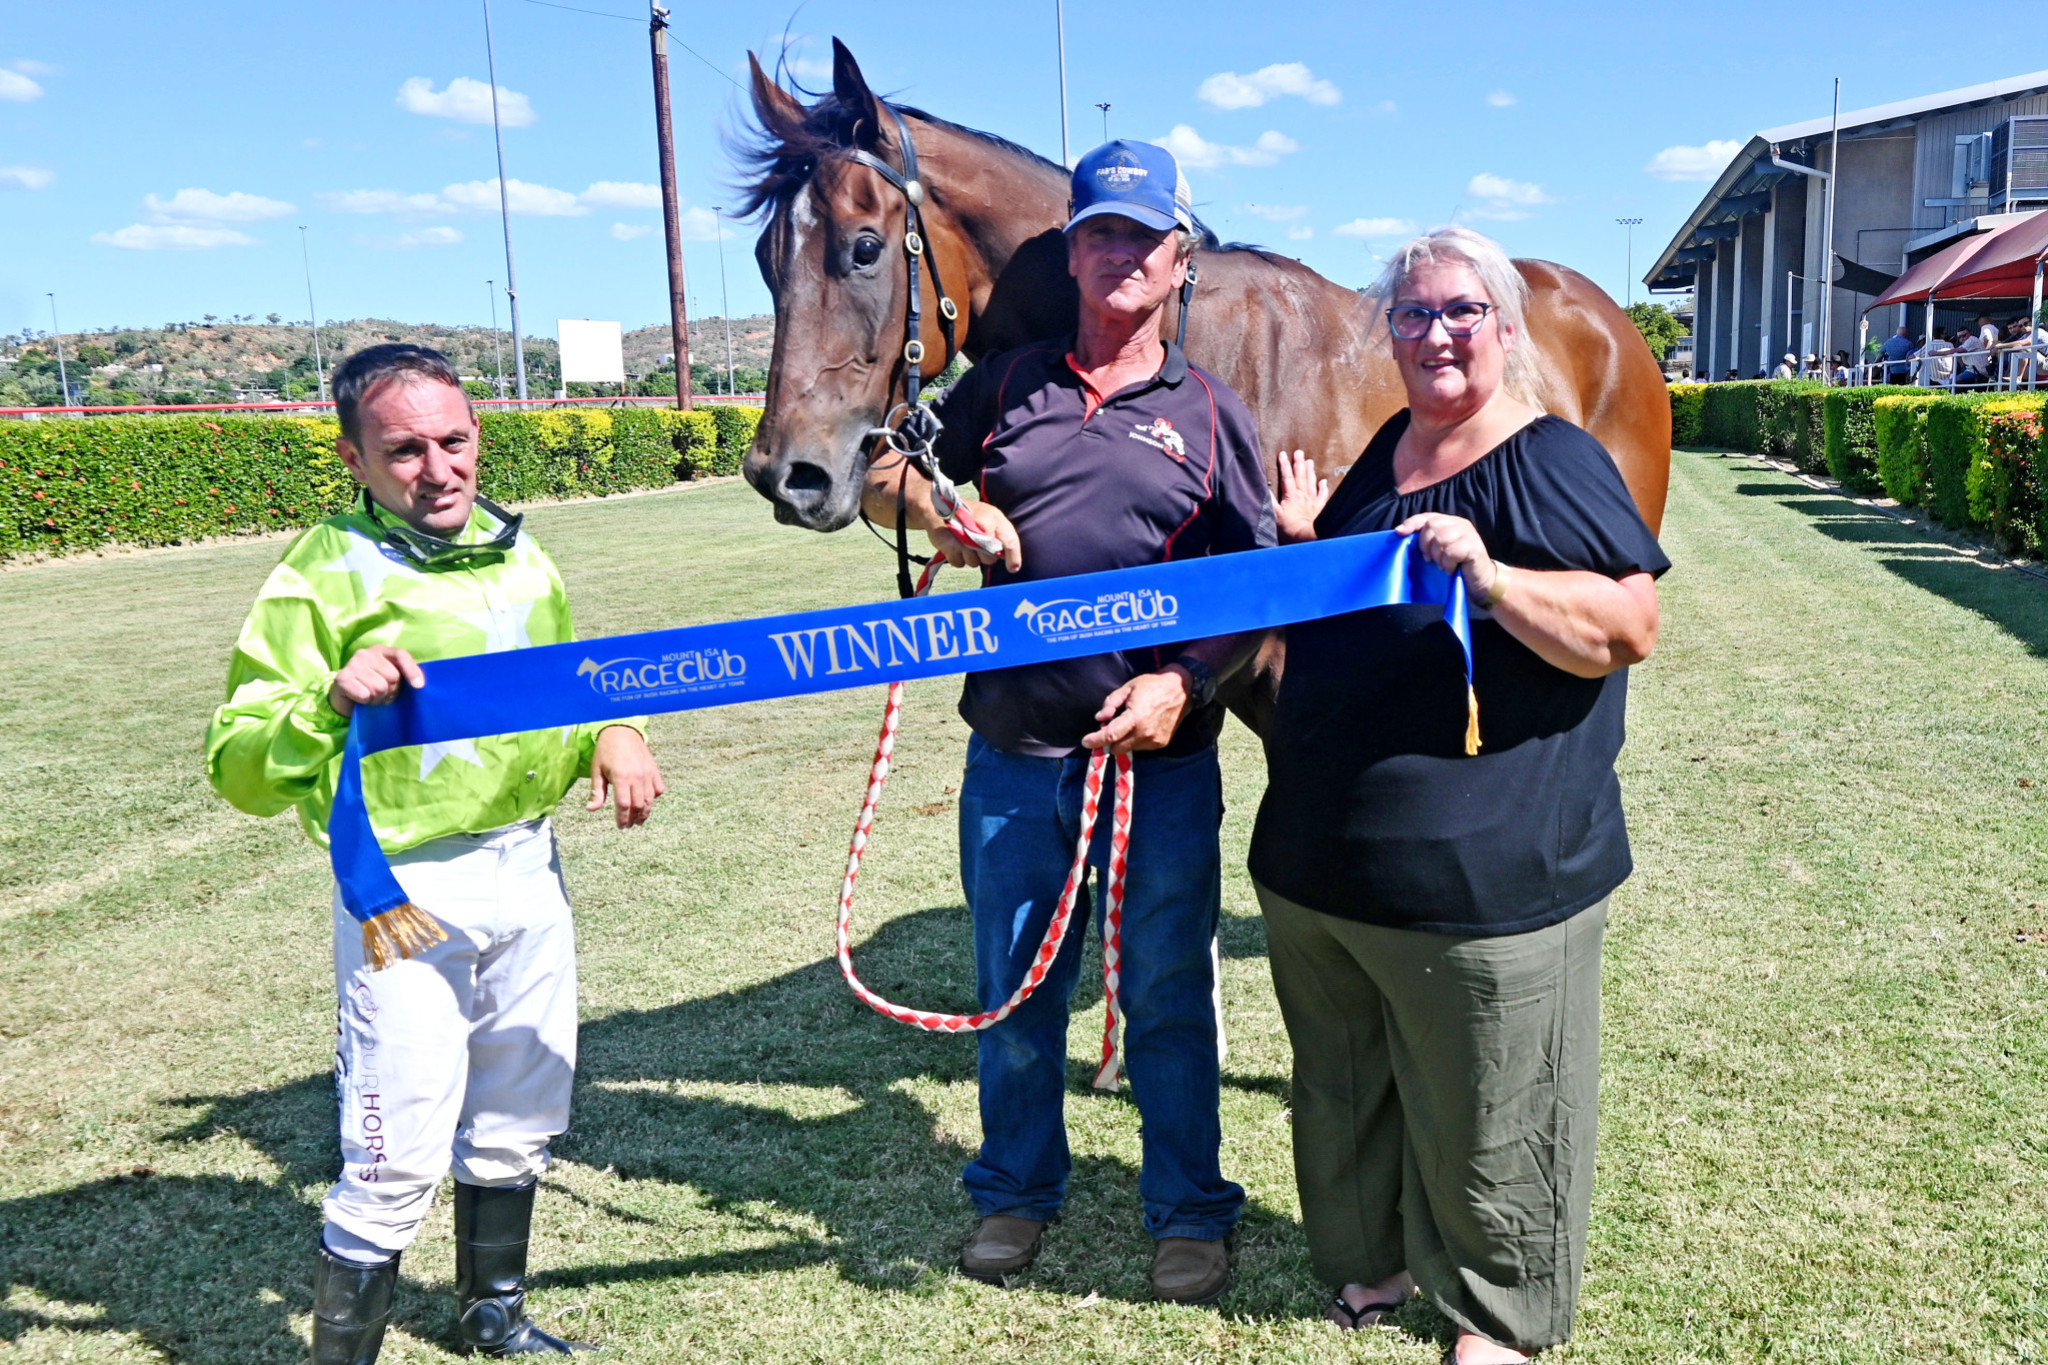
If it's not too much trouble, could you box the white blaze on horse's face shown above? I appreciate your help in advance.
[1067,214,1185,328]
[1391,260,1515,423]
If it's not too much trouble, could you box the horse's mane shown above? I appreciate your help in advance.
[736,86,1270,258]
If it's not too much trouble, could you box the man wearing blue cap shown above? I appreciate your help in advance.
[874,140,1274,1304]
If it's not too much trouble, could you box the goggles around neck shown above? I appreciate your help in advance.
[362,490,523,568]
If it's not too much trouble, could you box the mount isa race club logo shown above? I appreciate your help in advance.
[1013,587,1180,644]
[1095,151,1148,191]
[1128,416,1186,462]
[577,647,747,703]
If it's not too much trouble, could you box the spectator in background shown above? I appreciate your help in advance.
[1832,351,1853,386]
[1773,353,1798,380]
[1914,327,1955,388]
[1879,325,1916,384]
[1955,324,1990,386]
[1725,368,1740,382]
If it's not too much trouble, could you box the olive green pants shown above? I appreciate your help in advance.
[1255,884,1606,1353]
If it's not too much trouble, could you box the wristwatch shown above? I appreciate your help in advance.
[1171,655,1218,708]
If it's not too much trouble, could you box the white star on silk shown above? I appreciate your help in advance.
[319,531,425,596]
[454,600,535,653]
[417,738,486,780]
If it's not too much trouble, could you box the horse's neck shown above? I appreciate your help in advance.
[916,123,1075,356]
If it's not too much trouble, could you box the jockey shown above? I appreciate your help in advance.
[872,140,1274,1304]
[206,344,664,1362]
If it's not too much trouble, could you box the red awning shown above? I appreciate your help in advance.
[1864,224,2016,310]
[1934,210,2048,301]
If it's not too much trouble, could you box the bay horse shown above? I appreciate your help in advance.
[738,41,1670,731]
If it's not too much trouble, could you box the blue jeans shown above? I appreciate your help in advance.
[958,733,1245,1240]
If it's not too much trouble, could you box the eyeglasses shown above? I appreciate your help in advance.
[365,489,523,567]
[1385,301,1494,341]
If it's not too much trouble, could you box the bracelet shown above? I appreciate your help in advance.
[1481,562,1512,608]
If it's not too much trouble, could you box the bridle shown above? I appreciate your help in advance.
[844,102,988,597]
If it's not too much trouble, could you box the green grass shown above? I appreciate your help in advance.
[1,450,2045,1362]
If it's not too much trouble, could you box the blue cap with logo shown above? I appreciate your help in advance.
[1068,139,1193,234]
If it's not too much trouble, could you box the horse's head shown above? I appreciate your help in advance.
[738,42,980,531]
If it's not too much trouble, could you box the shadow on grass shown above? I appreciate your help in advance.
[1730,477,2048,658]
[0,907,1378,1360]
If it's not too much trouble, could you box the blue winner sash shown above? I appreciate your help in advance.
[331,531,1472,927]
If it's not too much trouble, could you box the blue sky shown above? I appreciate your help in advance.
[0,3,2027,340]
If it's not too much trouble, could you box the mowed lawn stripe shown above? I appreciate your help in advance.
[0,454,2041,1361]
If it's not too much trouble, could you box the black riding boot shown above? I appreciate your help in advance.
[312,1242,400,1365]
[453,1180,590,1356]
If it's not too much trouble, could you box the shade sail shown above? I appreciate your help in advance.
[1934,211,2048,301]
[1865,225,2014,310]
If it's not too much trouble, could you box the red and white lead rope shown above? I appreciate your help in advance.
[834,498,1133,1090]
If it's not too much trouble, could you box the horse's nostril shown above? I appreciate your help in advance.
[782,463,831,495]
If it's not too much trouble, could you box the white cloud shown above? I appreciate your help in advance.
[677,206,727,241]
[1197,63,1340,110]
[1644,139,1743,182]
[442,178,584,215]
[0,69,43,101]
[12,59,56,76]
[787,56,834,82]
[610,222,652,241]
[397,76,534,127]
[580,180,664,209]
[1486,91,1517,108]
[1156,125,1298,170]
[356,225,464,249]
[142,188,295,225]
[318,188,448,216]
[1463,173,1555,220]
[1286,225,1313,241]
[91,224,258,250]
[1334,217,1418,239]
[0,165,54,191]
[1240,202,1310,222]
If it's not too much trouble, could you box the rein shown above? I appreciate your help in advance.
[832,101,1131,1089]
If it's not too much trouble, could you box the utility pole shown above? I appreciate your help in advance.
[299,227,327,401]
[712,206,734,396]
[487,279,506,399]
[482,0,529,400]
[1820,77,1841,376]
[1615,218,1643,308]
[649,1,692,411]
[1096,102,1111,143]
[46,293,68,404]
[1056,0,1071,167]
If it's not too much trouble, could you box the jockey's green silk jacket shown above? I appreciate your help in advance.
[205,497,645,853]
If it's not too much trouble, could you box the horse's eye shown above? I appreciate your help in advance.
[852,236,883,269]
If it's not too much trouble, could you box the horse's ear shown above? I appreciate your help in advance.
[748,52,807,141]
[831,39,880,148]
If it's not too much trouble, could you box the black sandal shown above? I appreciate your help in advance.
[1327,1292,1405,1330]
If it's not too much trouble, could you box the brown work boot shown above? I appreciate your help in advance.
[958,1215,1046,1284]
[1150,1236,1230,1305]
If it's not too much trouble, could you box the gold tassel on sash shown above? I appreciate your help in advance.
[362,902,449,970]
[1465,684,1482,757]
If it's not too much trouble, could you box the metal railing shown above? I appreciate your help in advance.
[0,392,765,419]
[1848,337,2044,391]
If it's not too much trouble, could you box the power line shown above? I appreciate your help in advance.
[518,0,744,91]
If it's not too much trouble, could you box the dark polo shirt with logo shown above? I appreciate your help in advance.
[932,338,1275,758]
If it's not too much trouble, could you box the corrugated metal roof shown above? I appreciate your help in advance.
[1643,68,2048,291]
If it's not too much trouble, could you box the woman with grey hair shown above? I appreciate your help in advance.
[1251,226,1666,1363]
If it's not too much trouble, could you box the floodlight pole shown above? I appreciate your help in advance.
[1096,102,1111,142]
[649,1,693,411]
[1056,0,1071,167]
[483,0,529,401]
[1820,77,1841,379]
[487,279,506,399]
[712,206,734,396]
[46,293,68,403]
[299,227,328,402]
[1616,218,1642,308]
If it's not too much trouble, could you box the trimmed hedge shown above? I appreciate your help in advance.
[1698,381,1767,451]
[1794,389,1829,474]
[1824,386,1925,493]
[0,403,763,557]
[1974,399,2045,555]
[1669,383,1706,446]
[1872,394,1939,504]
[1925,397,1989,529]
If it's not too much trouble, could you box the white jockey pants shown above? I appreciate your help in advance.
[321,818,579,1257]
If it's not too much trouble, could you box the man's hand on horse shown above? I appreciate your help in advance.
[927,502,1022,573]
[328,645,426,719]
[588,725,666,829]
[1275,448,1330,545]
[1082,671,1190,754]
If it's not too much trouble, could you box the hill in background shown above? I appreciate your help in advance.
[0,314,775,406]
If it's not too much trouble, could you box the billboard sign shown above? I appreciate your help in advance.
[558,319,625,384]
